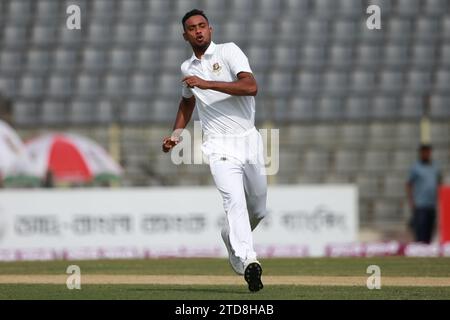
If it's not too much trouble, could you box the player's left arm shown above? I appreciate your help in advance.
[182,72,258,96]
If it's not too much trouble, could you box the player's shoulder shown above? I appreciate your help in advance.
[220,42,242,52]
[180,58,192,74]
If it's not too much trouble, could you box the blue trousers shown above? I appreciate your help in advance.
[411,207,436,244]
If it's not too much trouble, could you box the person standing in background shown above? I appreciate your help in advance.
[406,144,442,244]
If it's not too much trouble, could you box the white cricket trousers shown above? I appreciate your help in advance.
[206,129,267,263]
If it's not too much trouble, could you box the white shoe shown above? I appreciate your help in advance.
[221,227,244,275]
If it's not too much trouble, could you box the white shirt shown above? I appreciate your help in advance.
[181,41,256,136]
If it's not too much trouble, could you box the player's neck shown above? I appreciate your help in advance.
[192,42,211,59]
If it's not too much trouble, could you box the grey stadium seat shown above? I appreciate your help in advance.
[362,151,391,173]
[355,175,379,199]
[109,49,134,72]
[278,20,303,43]
[387,18,413,43]
[81,48,107,73]
[411,45,436,68]
[334,150,361,175]
[142,23,164,44]
[350,70,376,94]
[223,20,249,43]
[406,71,432,94]
[313,0,336,17]
[151,98,179,123]
[118,0,144,21]
[86,23,112,47]
[288,97,315,122]
[158,73,180,96]
[144,0,170,20]
[392,150,416,172]
[247,46,271,71]
[301,45,326,69]
[296,72,322,96]
[130,74,153,98]
[303,150,330,175]
[103,74,128,98]
[395,123,420,147]
[53,49,78,72]
[249,20,276,43]
[368,123,397,148]
[162,46,189,72]
[329,45,354,69]
[373,200,402,224]
[36,0,60,23]
[378,71,404,93]
[59,26,83,48]
[19,75,45,99]
[371,96,398,120]
[31,25,58,47]
[430,122,450,145]
[305,19,329,44]
[333,20,358,44]
[316,97,344,121]
[400,94,423,120]
[230,0,254,18]
[267,71,293,96]
[114,23,139,46]
[0,50,24,74]
[415,17,440,42]
[440,44,450,67]
[47,74,73,99]
[121,100,150,123]
[257,0,282,19]
[340,124,368,147]
[272,45,299,70]
[97,100,115,124]
[76,73,101,98]
[3,26,27,49]
[395,0,421,17]
[345,97,370,121]
[312,125,340,148]
[424,0,448,16]
[0,76,18,98]
[25,49,51,74]
[68,100,95,125]
[12,100,38,126]
[322,71,348,96]
[40,101,67,125]
[434,71,450,93]
[356,45,382,69]
[430,95,450,119]
[6,0,32,24]
[383,44,409,68]
[337,0,364,17]
[136,48,160,72]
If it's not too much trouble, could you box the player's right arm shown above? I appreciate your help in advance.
[162,95,196,153]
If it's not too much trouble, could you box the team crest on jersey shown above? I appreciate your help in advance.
[212,62,222,74]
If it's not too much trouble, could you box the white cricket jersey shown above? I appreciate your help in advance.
[180,41,255,136]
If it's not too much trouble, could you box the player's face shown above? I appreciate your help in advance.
[183,15,212,50]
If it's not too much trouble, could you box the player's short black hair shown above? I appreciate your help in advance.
[419,144,432,151]
[182,9,209,30]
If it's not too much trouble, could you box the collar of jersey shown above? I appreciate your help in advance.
[189,41,217,64]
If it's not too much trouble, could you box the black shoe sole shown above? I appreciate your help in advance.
[244,262,263,292]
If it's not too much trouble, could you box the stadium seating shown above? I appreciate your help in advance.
[1,0,449,228]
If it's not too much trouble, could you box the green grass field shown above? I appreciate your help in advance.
[0,257,450,300]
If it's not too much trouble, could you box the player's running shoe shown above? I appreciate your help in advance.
[221,227,244,275]
[244,259,263,292]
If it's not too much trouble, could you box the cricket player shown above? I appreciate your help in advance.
[162,9,267,292]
